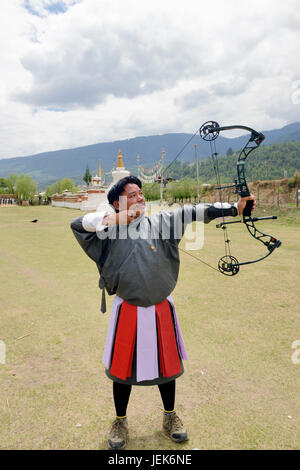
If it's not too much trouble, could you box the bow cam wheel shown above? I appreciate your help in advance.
[218,255,239,276]
[200,121,220,141]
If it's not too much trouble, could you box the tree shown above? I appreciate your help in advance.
[45,181,61,198]
[0,178,8,192]
[226,147,233,156]
[83,165,92,186]
[5,174,18,194]
[15,174,37,201]
[59,178,75,192]
[45,178,76,198]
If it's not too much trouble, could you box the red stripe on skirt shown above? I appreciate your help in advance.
[110,302,137,380]
[109,300,181,380]
[156,300,181,377]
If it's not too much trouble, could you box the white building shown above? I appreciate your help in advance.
[51,150,130,211]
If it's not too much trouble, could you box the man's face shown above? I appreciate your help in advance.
[113,183,146,213]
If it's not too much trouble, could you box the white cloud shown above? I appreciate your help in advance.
[1,0,300,158]
[23,0,81,17]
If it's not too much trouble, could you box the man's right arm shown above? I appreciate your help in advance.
[70,211,109,264]
[102,204,144,227]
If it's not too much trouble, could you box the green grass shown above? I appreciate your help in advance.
[0,205,299,449]
[253,205,300,226]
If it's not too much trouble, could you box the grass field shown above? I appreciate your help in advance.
[0,205,299,450]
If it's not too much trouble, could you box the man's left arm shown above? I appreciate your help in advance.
[166,194,256,241]
[196,194,256,223]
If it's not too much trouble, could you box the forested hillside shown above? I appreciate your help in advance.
[164,141,300,183]
[0,122,300,189]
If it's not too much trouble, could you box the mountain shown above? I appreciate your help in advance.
[1,122,300,189]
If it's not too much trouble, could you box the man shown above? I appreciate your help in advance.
[70,175,255,449]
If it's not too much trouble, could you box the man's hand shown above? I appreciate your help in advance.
[102,203,144,226]
[237,194,256,215]
[119,203,145,225]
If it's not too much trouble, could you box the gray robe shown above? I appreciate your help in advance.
[70,203,238,310]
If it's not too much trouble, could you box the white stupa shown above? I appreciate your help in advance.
[52,150,131,212]
[110,149,130,185]
[96,149,130,212]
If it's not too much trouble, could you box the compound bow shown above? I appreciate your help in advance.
[199,120,281,275]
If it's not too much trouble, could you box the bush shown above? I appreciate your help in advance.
[45,178,76,197]
[167,178,198,201]
[142,183,161,201]
[288,173,300,188]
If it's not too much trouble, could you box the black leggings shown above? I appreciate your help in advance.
[113,380,176,417]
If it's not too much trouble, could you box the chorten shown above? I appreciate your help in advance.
[111,149,130,184]
[91,160,102,187]
[117,149,125,169]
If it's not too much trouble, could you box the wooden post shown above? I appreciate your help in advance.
[296,187,299,208]
[277,182,280,207]
[257,183,260,207]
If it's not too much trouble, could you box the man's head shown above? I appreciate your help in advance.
[107,176,145,213]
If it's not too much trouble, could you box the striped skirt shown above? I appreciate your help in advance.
[102,295,188,385]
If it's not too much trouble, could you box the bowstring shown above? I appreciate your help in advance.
[164,128,222,272]
[162,128,201,176]
[162,130,224,273]
[176,243,220,273]
[209,139,232,260]
[140,128,200,194]
[141,126,228,273]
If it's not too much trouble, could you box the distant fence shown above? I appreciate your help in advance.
[149,179,300,208]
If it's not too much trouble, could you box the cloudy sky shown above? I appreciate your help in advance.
[1,0,300,158]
